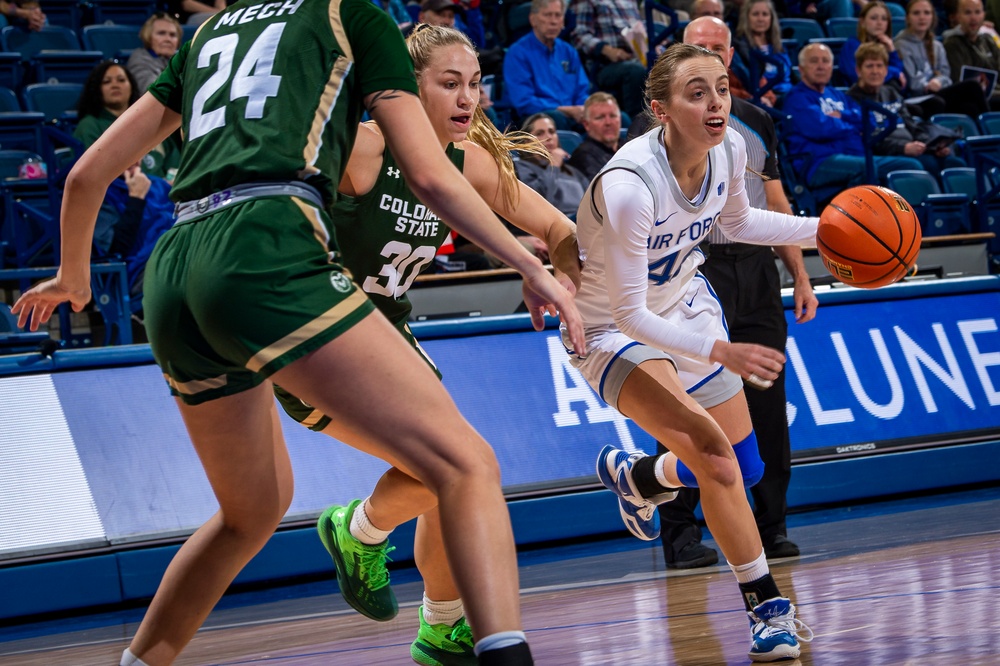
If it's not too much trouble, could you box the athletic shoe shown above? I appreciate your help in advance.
[596,445,675,541]
[317,499,398,621]
[410,606,476,666]
[747,597,814,662]
[665,541,720,570]
[763,535,800,559]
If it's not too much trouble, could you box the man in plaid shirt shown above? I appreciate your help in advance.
[568,0,648,117]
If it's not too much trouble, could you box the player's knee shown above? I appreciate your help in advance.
[734,431,765,487]
[426,434,502,491]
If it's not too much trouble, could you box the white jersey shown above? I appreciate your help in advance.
[574,126,818,363]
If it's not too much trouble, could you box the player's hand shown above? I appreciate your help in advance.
[11,272,91,331]
[793,279,818,323]
[710,341,785,389]
[522,269,585,355]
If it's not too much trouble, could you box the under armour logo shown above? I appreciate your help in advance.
[387,166,400,178]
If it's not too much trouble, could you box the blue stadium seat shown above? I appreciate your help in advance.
[82,24,143,60]
[88,0,159,27]
[504,2,533,45]
[22,83,82,123]
[886,169,970,236]
[31,51,103,85]
[825,17,858,39]
[779,18,825,45]
[941,166,1000,256]
[808,36,848,61]
[182,24,198,45]
[0,52,22,90]
[977,111,1000,135]
[930,113,981,138]
[0,25,82,59]
[0,86,20,112]
[40,0,87,34]
[0,112,45,154]
[557,129,583,153]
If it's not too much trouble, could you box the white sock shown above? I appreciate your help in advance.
[350,497,391,545]
[654,455,674,489]
[422,594,464,626]
[728,550,769,584]
[120,647,150,666]
[473,631,527,656]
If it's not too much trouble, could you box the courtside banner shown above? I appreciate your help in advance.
[0,288,997,556]
[427,289,1000,470]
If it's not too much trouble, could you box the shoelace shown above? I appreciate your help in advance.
[636,502,656,521]
[450,620,474,647]
[358,543,395,589]
[754,614,815,643]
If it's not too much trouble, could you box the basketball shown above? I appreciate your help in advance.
[817,185,922,289]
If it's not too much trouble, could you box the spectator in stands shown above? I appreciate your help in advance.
[568,0,647,118]
[418,0,485,50]
[74,61,176,296]
[839,1,908,89]
[849,42,966,181]
[691,0,725,19]
[75,62,179,180]
[166,0,226,26]
[780,0,853,20]
[944,0,1000,109]
[504,0,591,131]
[127,13,183,93]
[895,0,989,118]
[732,0,793,103]
[783,42,925,188]
[567,91,622,181]
[1,0,45,31]
[516,112,591,217]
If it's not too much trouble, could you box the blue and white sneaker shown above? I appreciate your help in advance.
[747,597,814,662]
[596,446,676,541]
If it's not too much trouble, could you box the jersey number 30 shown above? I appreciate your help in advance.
[364,241,437,298]
[189,23,286,141]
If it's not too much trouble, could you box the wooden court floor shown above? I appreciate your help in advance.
[2,486,999,665]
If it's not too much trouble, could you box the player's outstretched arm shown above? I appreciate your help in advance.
[367,89,586,353]
[13,94,181,330]
[462,143,581,290]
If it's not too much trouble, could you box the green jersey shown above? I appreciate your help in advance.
[147,0,417,208]
[334,142,463,324]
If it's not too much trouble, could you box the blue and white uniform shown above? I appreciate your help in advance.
[567,126,818,410]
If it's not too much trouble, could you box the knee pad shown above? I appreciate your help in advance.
[734,431,764,488]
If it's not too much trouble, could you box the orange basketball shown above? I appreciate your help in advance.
[817,185,922,289]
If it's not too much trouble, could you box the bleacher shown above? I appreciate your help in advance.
[0,2,158,352]
[2,0,1000,355]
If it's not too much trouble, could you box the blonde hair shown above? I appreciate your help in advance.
[406,24,547,210]
[139,12,182,50]
[735,0,783,51]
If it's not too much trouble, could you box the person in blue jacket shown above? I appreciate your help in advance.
[503,0,591,130]
[784,42,924,188]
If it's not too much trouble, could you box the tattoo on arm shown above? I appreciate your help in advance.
[366,88,416,113]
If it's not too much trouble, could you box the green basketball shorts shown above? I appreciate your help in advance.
[144,192,375,405]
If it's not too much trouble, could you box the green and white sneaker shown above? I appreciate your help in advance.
[317,499,398,621]
[410,605,476,666]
